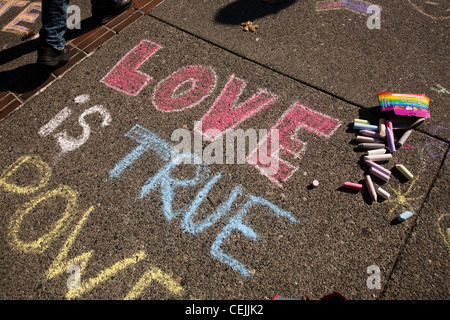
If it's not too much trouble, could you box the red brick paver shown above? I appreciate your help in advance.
[0,0,164,121]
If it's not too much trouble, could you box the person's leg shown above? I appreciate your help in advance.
[40,0,70,50]
[91,0,132,25]
[38,0,71,66]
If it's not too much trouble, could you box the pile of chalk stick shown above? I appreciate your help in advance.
[342,117,416,223]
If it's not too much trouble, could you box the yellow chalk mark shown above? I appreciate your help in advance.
[8,185,78,253]
[66,251,146,300]
[0,0,29,17]
[2,2,41,35]
[383,176,423,220]
[46,206,95,280]
[437,214,450,254]
[0,155,51,194]
[124,266,183,300]
[46,205,146,299]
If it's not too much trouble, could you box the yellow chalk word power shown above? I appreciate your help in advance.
[0,155,185,299]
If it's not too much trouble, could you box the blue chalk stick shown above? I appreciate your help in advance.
[353,123,379,131]
[398,211,413,222]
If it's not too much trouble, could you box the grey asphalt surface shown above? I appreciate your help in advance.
[0,0,448,300]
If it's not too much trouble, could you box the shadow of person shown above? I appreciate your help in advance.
[215,0,297,25]
[0,16,97,67]
[0,63,52,93]
[0,17,98,95]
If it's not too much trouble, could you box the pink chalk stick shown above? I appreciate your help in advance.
[342,182,363,190]
[386,119,393,131]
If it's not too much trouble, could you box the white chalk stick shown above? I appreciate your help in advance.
[364,154,392,162]
[396,129,412,148]
[367,148,386,156]
[377,187,390,199]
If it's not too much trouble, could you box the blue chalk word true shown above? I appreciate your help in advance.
[109,124,300,277]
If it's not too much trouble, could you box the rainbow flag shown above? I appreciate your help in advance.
[378,92,430,118]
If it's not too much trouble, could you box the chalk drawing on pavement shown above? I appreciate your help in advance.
[109,124,300,277]
[0,154,188,299]
[101,39,343,187]
[0,0,41,34]
[382,176,423,220]
[437,214,450,254]
[316,0,381,16]
[424,124,450,165]
[247,102,342,187]
[38,100,112,154]
[101,39,162,96]
[152,65,217,113]
[407,0,450,20]
[430,84,450,95]
[194,74,279,141]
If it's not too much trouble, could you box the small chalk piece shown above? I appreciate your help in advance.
[386,119,393,131]
[359,130,383,139]
[379,118,386,138]
[364,175,377,202]
[342,182,363,190]
[365,160,391,177]
[355,135,383,143]
[358,143,386,150]
[386,127,396,153]
[397,211,413,222]
[377,187,390,199]
[396,129,412,148]
[354,123,379,131]
[367,148,386,156]
[354,119,370,125]
[312,180,320,187]
[364,154,392,162]
[370,167,390,182]
[395,164,414,181]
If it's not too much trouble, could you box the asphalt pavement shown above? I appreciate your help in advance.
[0,0,448,301]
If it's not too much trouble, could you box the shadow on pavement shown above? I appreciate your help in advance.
[0,17,97,94]
[215,0,297,25]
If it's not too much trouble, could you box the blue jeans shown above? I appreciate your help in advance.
[39,0,118,50]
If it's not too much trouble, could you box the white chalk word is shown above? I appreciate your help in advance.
[66,265,81,289]
[38,94,112,154]
[366,264,381,289]
[67,5,80,30]
[366,5,381,29]
[101,39,342,188]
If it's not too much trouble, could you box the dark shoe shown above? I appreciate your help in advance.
[92,0,132,25]
[37,44,71,67]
